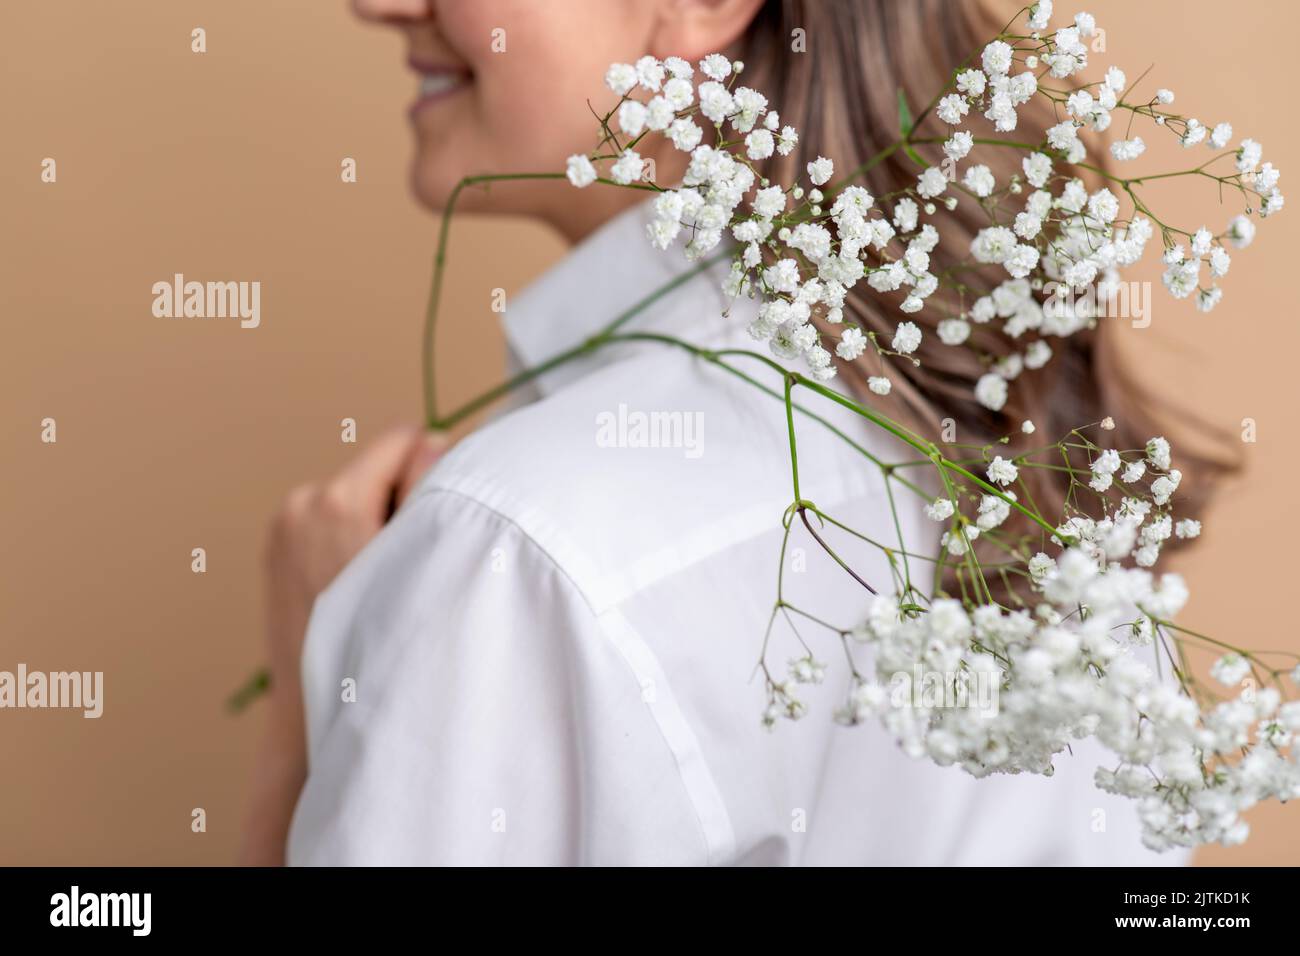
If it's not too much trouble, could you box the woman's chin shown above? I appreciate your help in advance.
[409,158,529,218]
[409,158,456,214]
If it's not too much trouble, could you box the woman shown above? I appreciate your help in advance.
[240,0,1215,865]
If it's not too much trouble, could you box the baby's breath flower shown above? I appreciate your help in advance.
[604,62,637,96]
[982,40,1013,77]
[745,129,775,160]
[964,164,996,197]
[987,455,1019,486]
[617,100,647,136]
[835,327,867,361]
[943,131,974,162]
[699,53,731,81]
[937,318,971,345]
[565,154,596,188]
[892,321,922,354]
[925,498,956,521]
[788,656,827,684]
[1028,0,1053,31]
[917,166,948,199]
[609,149,644,185]
[1211,654,1251,687]
[666,117,703,152]
[807,156,834,186]
[1111,137,1146,161]
[975,373,1008,411]
[635,55,664,92]
[1146,436,1172,470]
[937,94,969,125]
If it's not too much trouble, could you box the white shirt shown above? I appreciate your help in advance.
[288,201,1187,866]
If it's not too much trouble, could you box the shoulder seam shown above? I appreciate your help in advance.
[404,482,605,619]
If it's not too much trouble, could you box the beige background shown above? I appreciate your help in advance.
[1,0,1294,864]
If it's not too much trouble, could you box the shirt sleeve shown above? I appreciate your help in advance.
[285,487,710,865]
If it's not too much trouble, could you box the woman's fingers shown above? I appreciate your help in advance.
[331,425,430,518]
[395,431,451,507]
[266,425,452,604]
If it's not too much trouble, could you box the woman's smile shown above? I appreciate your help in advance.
[408,58,471,118]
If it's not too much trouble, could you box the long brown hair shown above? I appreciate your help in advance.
[738,0,1235,596]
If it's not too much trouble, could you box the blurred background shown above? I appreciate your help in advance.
[1,0,1294,864]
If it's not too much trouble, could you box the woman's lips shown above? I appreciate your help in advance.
[409,59,470,117]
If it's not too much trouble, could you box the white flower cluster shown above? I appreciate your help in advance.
[925,435,1187,565]
[836,565,1300,851]
[937,3,1282,403]
[569,52,928,383]
[568,2,1283,406]
[834,436,1297,850]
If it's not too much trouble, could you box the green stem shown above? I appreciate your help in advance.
[784,374,801,502]
[423,172,663,428]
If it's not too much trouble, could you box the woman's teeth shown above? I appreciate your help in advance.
[420,74,464,97]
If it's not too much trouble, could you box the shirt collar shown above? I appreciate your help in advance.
[501,198,739,396]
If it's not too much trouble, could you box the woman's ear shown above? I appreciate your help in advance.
[648,0,766,63]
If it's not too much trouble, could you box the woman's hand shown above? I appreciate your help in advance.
[265,425,448,689]
[240,424,449,865]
